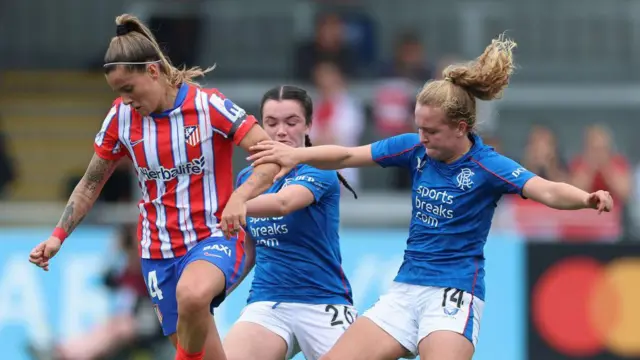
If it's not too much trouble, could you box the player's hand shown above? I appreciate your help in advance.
[29,237,62,271]
[584,190,613,214]
[220,195,247,239]
[248,140,300,182]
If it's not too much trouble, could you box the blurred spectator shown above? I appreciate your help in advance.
[570,124,631,204]
[379,31,434,82]
[372,79,415,138]
[294,13,357,81]
[371,31,433,190]
[312,61,365,190]
[0,122,16,198]
[521,125,569,182]
[339,12,379,72]
[373,31,433,136]
[27,225,165,360]
[371,77,415,190]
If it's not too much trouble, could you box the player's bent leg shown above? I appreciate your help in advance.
[418,331,474,360]
[223,322,288,360]
[319,317,409,360]
[175,260,227,359]
[174,235,246,360]
[417,286,484,360]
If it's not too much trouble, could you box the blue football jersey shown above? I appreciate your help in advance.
[236,164,353,305]
[371,133,536,300]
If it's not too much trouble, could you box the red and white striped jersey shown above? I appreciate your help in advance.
[94,84,257,259]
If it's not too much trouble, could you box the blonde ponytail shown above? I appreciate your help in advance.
[416,33,516,130]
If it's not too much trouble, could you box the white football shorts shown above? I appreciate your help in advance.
[363,282,484,358]
[236,301,358,360]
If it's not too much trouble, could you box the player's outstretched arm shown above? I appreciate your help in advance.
[245,185,315,218]
[249,141,376,176]
[243,164,337,217]
[522,176,614,213]
[29,153,119,271]
[295,144,376,169]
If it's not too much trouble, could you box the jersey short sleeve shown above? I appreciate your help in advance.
[286,165,337,202]
[476,152,536,195]
[371,133,422,169]
[94,102,126,161]
[207,89,257,145]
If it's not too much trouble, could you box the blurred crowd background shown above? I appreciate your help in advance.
[1,1,639,360]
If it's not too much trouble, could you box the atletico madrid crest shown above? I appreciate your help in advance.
[185,126,201,147]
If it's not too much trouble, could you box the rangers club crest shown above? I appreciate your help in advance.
[184,126,201,147]
[456,168,475,190]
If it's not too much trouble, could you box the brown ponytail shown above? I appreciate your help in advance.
[104,14,214,87]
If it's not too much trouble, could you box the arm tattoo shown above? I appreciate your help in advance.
[60,201,74,228]
[59,200,86,233]
[82,156,115,193]
[56,155,115,234]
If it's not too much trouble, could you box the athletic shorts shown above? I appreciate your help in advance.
[363,282,484,358]
[236,301,358,360]
[141,236,245,336]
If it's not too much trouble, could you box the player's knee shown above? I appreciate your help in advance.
[176,262,226,314]
[176,282,210,314]
[176,278,220,314]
